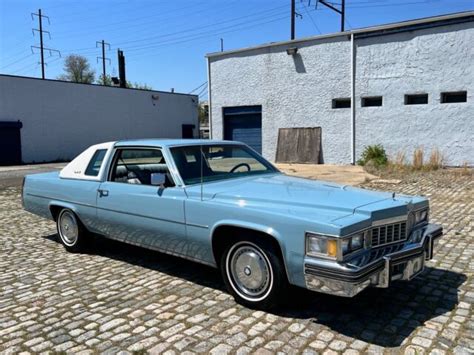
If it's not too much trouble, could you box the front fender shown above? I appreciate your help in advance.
[210,219,295,284]
[211,219,283,241]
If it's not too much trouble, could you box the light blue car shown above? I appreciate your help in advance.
[22,139,442,309]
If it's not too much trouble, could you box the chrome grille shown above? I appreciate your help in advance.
[371,221,407,247]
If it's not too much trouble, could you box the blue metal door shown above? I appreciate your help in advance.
[223,106,262,154]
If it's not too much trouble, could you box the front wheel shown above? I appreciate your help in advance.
[57,209,87,253]
[220,238,288,310]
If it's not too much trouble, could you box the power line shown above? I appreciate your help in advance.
[0,40,32,61]
[52,0,197,28]
[0,53,35,70]
[317,0,346,31]
[189,81,208,94]
[51,0,226,39]
[10,61,38,75]
[196,83,208,98]
[300,2,322,34]
[122,12,289,55]
[124,14,288,60]
[101,4,289,48]
[44,3,292,59]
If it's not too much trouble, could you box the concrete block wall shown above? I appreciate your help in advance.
[209,19,474,166]
[209,38,353,164]
[355,22,474,166]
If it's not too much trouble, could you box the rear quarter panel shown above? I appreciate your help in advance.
[23,172,100,231]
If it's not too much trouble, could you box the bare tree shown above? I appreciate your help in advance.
[58,55,95,83]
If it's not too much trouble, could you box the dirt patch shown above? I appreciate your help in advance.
[276,163,378,186]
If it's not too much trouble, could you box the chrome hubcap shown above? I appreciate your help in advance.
[59,211,78,246]
[229,244,271,298]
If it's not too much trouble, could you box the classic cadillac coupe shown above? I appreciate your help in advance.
[23,139,442,309]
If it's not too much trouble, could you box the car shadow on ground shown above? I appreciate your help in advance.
[275,270,466,347]
[44,233,466,348]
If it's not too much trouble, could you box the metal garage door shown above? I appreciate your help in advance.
[0,121,22,165]
[223,106,262,154]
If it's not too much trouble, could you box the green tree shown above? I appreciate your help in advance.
[94,74,152,90]
[127,81,152,90]
[198,102,209,126]
[96,74,113,86]
[58,55,95,83]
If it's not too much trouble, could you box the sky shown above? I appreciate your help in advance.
[1,0,473,98]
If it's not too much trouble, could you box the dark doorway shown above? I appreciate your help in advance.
[0,121,23,166]
[182,124,195,139]
[223,106,262,154]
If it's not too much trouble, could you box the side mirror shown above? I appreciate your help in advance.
[151,173,166,186]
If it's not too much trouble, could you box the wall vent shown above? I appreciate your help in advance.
[405,93,428,105]
[332,98,351,109]
[361,96,383,107]
[441,91,467,103]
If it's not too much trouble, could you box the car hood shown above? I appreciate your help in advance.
[190,173,424,228]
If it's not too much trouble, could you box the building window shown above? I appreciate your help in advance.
[361,96,383,107]
[405,94,428,105]
[332,98,351,109]
[441,91,467,103]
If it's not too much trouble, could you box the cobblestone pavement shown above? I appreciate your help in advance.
[0,172,473,354]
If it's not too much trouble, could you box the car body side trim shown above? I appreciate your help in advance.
[26,193,209,228]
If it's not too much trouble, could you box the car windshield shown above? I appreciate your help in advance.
[170,144,278,185]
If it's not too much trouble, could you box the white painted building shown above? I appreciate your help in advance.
[206,12,474,166]
[0,75,198,164]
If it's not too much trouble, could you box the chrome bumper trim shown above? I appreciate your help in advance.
[304,223,442,297]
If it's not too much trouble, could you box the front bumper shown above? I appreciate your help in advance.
[304,223,443,297]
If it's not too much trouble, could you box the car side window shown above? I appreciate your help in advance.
[109,148,174,187]
[84,149,107,176]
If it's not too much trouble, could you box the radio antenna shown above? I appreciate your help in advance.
[200,145,204,201]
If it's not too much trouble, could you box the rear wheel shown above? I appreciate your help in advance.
[57,209,87,252]
[220,237,288,310]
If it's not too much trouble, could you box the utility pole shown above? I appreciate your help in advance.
[117,49,126,88]
[96,40,111,85]
[341,0,345,32]
[31,9,60,79]
[318,0,346,32]
[289,0,302,40]
[38,9,45,79]
[291,0,295,40]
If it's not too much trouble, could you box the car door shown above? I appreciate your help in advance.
[95,147,188,256]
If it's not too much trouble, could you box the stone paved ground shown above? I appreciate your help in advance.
[0,170,473,354]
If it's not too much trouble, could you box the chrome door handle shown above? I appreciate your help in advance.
[98,189,109,197]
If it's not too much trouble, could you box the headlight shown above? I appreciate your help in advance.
[306,231,366,259]
[341,239,350,254]
[342,232,365,256]
[351,233,364,250]
[415,208,429,225]
[306,233,337,258]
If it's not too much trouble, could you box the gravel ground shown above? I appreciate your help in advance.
[0,168,472,354]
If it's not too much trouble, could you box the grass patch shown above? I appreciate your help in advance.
[360,146,473,180]
[357,144,388,168]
